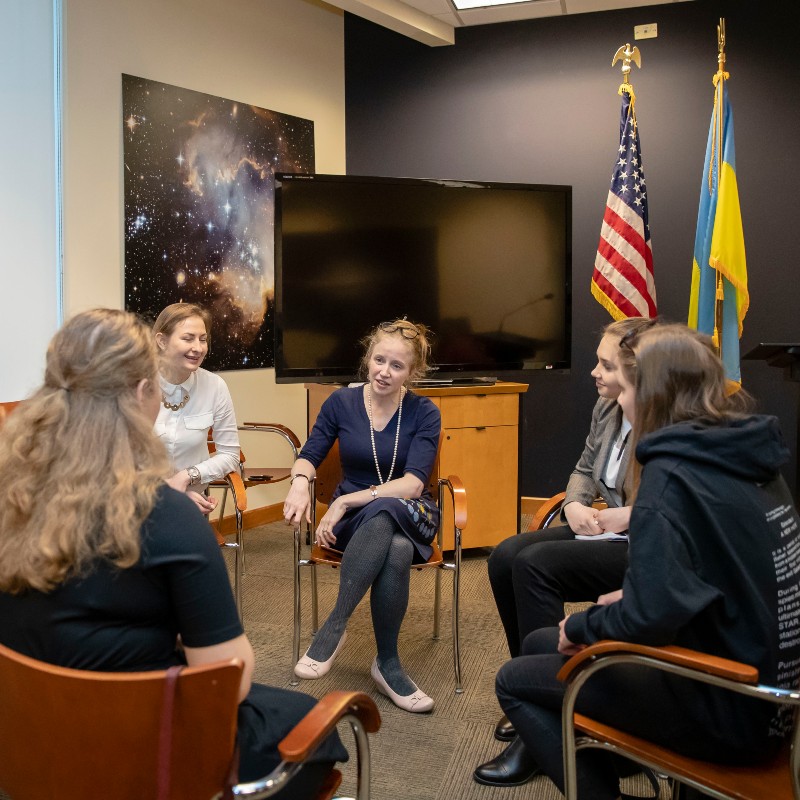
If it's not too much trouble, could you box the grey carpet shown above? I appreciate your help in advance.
[0,518,664,800]
[233,521,666,800]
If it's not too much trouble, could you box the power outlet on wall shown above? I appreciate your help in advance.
[634,23,658,40]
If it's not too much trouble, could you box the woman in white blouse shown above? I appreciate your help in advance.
[153,303,240,515]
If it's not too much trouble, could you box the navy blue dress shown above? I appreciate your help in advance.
[299,386,441,563]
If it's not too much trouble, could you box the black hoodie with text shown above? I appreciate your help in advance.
[565,414,800,753]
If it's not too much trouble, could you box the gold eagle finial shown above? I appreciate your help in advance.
[612,43,641,84]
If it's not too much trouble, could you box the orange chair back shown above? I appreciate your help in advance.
[0,401,20,426]
[0,642,242,800]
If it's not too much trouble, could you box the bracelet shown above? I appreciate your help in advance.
[370,485,378,501]
[290,474,309,484]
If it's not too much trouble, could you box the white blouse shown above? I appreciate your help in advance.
[603,415,632,499]
[154,368,241,490]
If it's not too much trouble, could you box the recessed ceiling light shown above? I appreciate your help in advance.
[452,0,534,9]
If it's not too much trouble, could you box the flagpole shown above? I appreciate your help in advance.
[712,18,728,356]
[591,41,657,320]
[688,16,747,385]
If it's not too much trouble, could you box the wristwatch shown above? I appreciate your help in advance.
[187,466,202,486]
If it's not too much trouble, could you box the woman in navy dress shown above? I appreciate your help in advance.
[283,318,440,713]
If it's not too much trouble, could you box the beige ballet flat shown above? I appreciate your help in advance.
[371,657,434,713]
[293,632,347,680]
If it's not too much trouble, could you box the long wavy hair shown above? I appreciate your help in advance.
[0,309,169,593]
[622,323,752,497]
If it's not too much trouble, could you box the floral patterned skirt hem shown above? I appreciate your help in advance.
[332,495,440,564]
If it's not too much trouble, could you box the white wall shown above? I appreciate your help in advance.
[0,0,61,401]
[62,0,346,506]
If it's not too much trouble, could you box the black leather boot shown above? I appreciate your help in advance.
[494,713,517,741]
[473,736,540,787]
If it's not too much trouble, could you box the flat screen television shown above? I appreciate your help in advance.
[274,173,572,383]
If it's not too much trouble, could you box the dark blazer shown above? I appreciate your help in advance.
[562,397,630,512]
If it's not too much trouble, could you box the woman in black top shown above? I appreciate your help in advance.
[0,308,346,797]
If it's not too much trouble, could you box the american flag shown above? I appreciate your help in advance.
[591,87,657,319]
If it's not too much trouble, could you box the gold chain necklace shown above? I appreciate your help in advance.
[161,391,190,411]
[367,385,404,484]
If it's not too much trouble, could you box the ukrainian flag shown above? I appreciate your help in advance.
[688,80,748,384]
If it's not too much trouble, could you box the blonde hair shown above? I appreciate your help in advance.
[602,316,658,343]
[359,318,433,385]
[0,309,169,593]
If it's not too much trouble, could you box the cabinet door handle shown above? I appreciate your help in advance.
[475,426,486,431]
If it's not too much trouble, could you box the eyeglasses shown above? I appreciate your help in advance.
[378,319,420,340]
[619,330,637,352]
[619,319,658,352]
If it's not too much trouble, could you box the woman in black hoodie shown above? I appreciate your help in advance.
[484,324,800,800]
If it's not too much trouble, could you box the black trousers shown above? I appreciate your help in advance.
[237,683,348,797]
[487,526,629,657]
[496,629,770,800]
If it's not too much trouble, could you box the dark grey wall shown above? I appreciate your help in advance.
[344,0,800,499]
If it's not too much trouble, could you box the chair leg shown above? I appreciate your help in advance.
[452,529,463,693]
[432,566,442,641]
[311,562,319,634]
[670,778,685,800]
[292,525,302,686]
[217,486,229,531]
[233,502,243,626]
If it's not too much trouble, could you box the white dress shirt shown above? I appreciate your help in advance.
[603,415,632,498]
[154,367,240,491]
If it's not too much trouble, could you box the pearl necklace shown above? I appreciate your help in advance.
[367,385,404,484]
[162,390,190,411]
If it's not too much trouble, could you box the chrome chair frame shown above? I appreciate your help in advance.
[560,641,800,800]
[211,423,300,620]
[292,475,465,693]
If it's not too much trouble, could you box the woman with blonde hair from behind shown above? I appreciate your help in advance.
[0,308,346,798]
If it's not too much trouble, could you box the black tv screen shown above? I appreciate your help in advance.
[274,173,572,383]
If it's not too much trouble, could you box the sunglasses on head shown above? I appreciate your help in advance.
[619,318,658,351]
[378,318,420,340]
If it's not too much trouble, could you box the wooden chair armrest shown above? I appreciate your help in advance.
[239,422,302,450]
[225,471,248,513]
[528,491,567,531]
[441,474,467,530]
[557,640,759,685]
[278,691,381,762]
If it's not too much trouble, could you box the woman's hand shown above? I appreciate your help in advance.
[283,481,312,526]
[563,502,604,536]
[315,497,347,547]
[558,616,586,656]
[166,469,192,493]
[594,506,631,534]
[597,588,623,605]
[186,491,217,516]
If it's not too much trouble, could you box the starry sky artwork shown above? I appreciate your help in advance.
[122,74,315,371]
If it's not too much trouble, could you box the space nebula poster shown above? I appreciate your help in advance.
[122,74,314,371]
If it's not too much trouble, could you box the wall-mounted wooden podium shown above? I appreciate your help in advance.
[743,343,800,500]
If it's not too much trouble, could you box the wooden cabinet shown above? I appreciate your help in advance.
[304,382,527,551]
[419,383,527,550]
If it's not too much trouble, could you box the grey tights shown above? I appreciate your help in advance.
[306,512,417,695]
